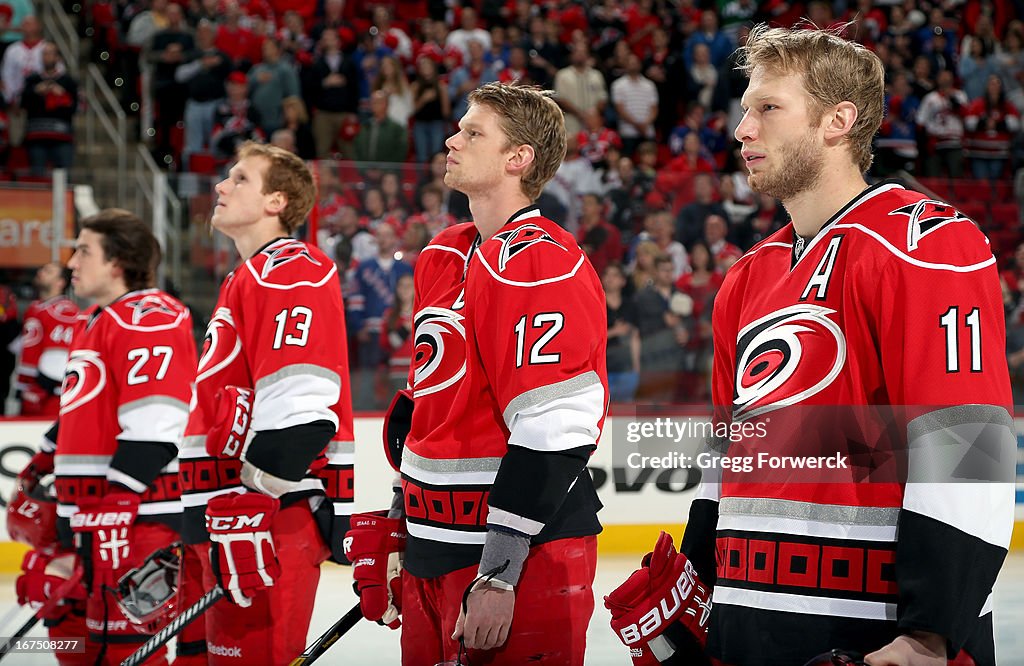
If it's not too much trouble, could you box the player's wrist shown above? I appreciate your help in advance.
[902,630,947,657]
[479,526,530,588]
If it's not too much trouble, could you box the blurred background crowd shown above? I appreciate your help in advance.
[2,0,1024,411]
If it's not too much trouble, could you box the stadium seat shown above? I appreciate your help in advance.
[992,179,1014,201]
[952,178,988,205]
[915,177,950,201]
[959,202,989,226]
[7,146,28,173]
[990,203,1020,229]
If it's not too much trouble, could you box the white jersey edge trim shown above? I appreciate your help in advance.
[713,586,896,621]
[832,223,997,272]
[717,514,898,542]
[244,254,338,290]
[407,522,486,545]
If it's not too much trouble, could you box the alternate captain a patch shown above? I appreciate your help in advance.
[493,224,567,271]
[261,239,322,278]
[889,199,971,252]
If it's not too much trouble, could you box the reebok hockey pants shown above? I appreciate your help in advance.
[47,522,178,666]
[401,535,598,666]
[194,501,330,665]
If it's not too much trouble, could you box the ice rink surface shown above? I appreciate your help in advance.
[0,553,1021,665]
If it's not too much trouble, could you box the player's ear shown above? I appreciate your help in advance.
[823,100,858,143]
[266,191,288,217]
[506,143,536,178]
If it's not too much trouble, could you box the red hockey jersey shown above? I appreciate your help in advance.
[689,182,1015,664]
[16,295,79,417]
[402,210,608,577]
[179,238,354,547]
[52,289,196,530]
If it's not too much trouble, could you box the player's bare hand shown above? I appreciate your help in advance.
[452,584,515,651]
[864,631,946,666]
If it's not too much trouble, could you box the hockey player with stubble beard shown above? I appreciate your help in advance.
[605,24,1015,666]
[177,142,355,665]
[15,261,79,417]
[344,82,609,665]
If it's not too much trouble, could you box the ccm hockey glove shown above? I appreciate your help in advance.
[344,511,406,629]
[605,532,713,666]
[206,492,281,607]
[70,492,139,591]
[206,386,253,458]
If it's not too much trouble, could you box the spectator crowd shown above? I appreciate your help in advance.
[4,0,1024,407]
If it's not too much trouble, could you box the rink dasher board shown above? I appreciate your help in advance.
[0,416,1018,569]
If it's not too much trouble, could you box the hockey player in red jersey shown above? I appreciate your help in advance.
[346,82,608,665]
[12,209,197,665]
[179,141,354,665]
[607,25,1015,666]
[15,262,79,417]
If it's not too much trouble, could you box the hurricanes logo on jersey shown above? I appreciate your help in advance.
[734,304,845,419]
[60,349,107,414]
[412,306,466,398]
[21,318,43,347]
[51,300,80,323]
[125,294,176,325]
[890,199,970,251]
[493,224,567,272]
[197,307,242,383]
[261,240,321,278]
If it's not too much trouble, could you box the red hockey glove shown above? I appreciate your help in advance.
[205,386,253,459]
[17,450,55,492]
[605,532,713,666]
[206,492,280,607]
[70,492,140,591]
[19,385,49,416]
[16,551,87,621]
[343,511,406,629]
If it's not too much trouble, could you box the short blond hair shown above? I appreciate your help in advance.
[237,141,315,233]
[738,23,884,173]
[467,82,566,201]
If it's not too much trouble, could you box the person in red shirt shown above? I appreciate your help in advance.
[964,74,1021,180]
[577,192,624,275]
[576,109,623,169]
[665,131,717,174]
[215,3,263,67]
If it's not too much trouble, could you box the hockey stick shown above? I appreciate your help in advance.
[119,586,224,666]
[288,602,362,666]
[0,614,40,661]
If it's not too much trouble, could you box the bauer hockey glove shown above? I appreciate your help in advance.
[70,492,140,591]
[206,386,254,459]
[343,511,406,629]
[605,532,713,666]
[206,492,281,607]
[16,550,87,620]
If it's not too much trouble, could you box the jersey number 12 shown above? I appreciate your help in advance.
[514,313,564,368]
